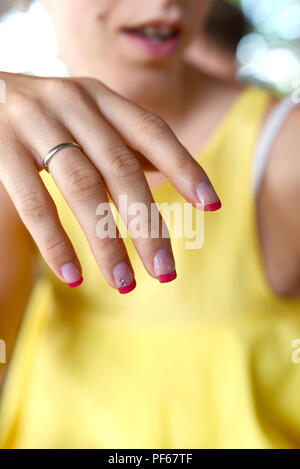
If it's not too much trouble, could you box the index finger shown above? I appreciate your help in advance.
[86,81,221,212]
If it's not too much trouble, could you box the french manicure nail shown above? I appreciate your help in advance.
[153,248,177,283]
[61,262,83,288]
[196,181,222,211]
[113,261,136,294]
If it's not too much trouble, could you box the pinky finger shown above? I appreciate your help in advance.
[1,151,83,288]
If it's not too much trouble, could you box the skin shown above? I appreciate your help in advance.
[257,102,300,296]
[41,0,211,111]
[0,0,299,382]
[185,30,237,82]
[0,0,220,376]
[184,0,246,82]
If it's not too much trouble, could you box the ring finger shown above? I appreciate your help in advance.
[23,119,137,293]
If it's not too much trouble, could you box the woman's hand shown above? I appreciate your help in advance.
[0,72,221,292]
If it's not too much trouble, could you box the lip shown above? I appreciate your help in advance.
[120,18,183,60]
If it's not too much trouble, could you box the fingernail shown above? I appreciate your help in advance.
[113,261,136,294]
[61,262,83,288]
[196,181,222,211]
[154,248,177,283]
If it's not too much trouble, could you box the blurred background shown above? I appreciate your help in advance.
[234,0,300,94]
[0,0,300,95]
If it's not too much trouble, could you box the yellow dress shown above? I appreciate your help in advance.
[1,87,300,449]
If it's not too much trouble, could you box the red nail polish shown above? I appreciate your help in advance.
[154,248,177,283]
[61,262,83,288]
[204,200,222,211]
[113,262,136,294]
[67,278,84,288]
[197,181,221,211]
[118,279,137,294]
[157,271,177,283]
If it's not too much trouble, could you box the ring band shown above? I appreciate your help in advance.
[43,142,82,172]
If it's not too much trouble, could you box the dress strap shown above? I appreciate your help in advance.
[253,95,298,194]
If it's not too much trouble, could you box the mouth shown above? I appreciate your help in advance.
[121,21,182,60]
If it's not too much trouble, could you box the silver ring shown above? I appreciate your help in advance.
[43,142,82,172]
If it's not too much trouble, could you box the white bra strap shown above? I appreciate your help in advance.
[253,95,298,194]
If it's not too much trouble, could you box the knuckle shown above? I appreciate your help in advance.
[175,155,192,173]
[45,78,86,103]
[77,76,100,88]
[97,236,122,261]
[17,190,51,222]
[41,237,68,259]
[7,89,26,110]
[8,91,44,121]
[64,80,86,101]
[139,111,169,138]
[131,213,153,239]
[106,145,140,179]
[65,165,102,199]
[98,234,115,253]
[43,77,64,98]
[45,77,67,94]
[75,77,107,96]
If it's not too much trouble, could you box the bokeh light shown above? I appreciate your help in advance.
[0,1,67,76]
[237,0,300,93]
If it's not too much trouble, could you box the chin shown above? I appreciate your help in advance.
[114,67,175,100]
[66,50,180,104]
[93,56,175,96]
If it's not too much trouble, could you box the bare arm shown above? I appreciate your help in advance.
[0,181,35,386]
[257,105,300,297]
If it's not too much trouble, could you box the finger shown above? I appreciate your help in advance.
[83,80,222,212]
[61,102,177,282]
[0,143,83,288]
[24,121,137,293]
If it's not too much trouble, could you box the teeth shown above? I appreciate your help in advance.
[139,25,177,41]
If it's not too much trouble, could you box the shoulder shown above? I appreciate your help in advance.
[257,100,300,296]
[264,101,300,199]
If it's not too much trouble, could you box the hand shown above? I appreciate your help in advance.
[0,72,221,293]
